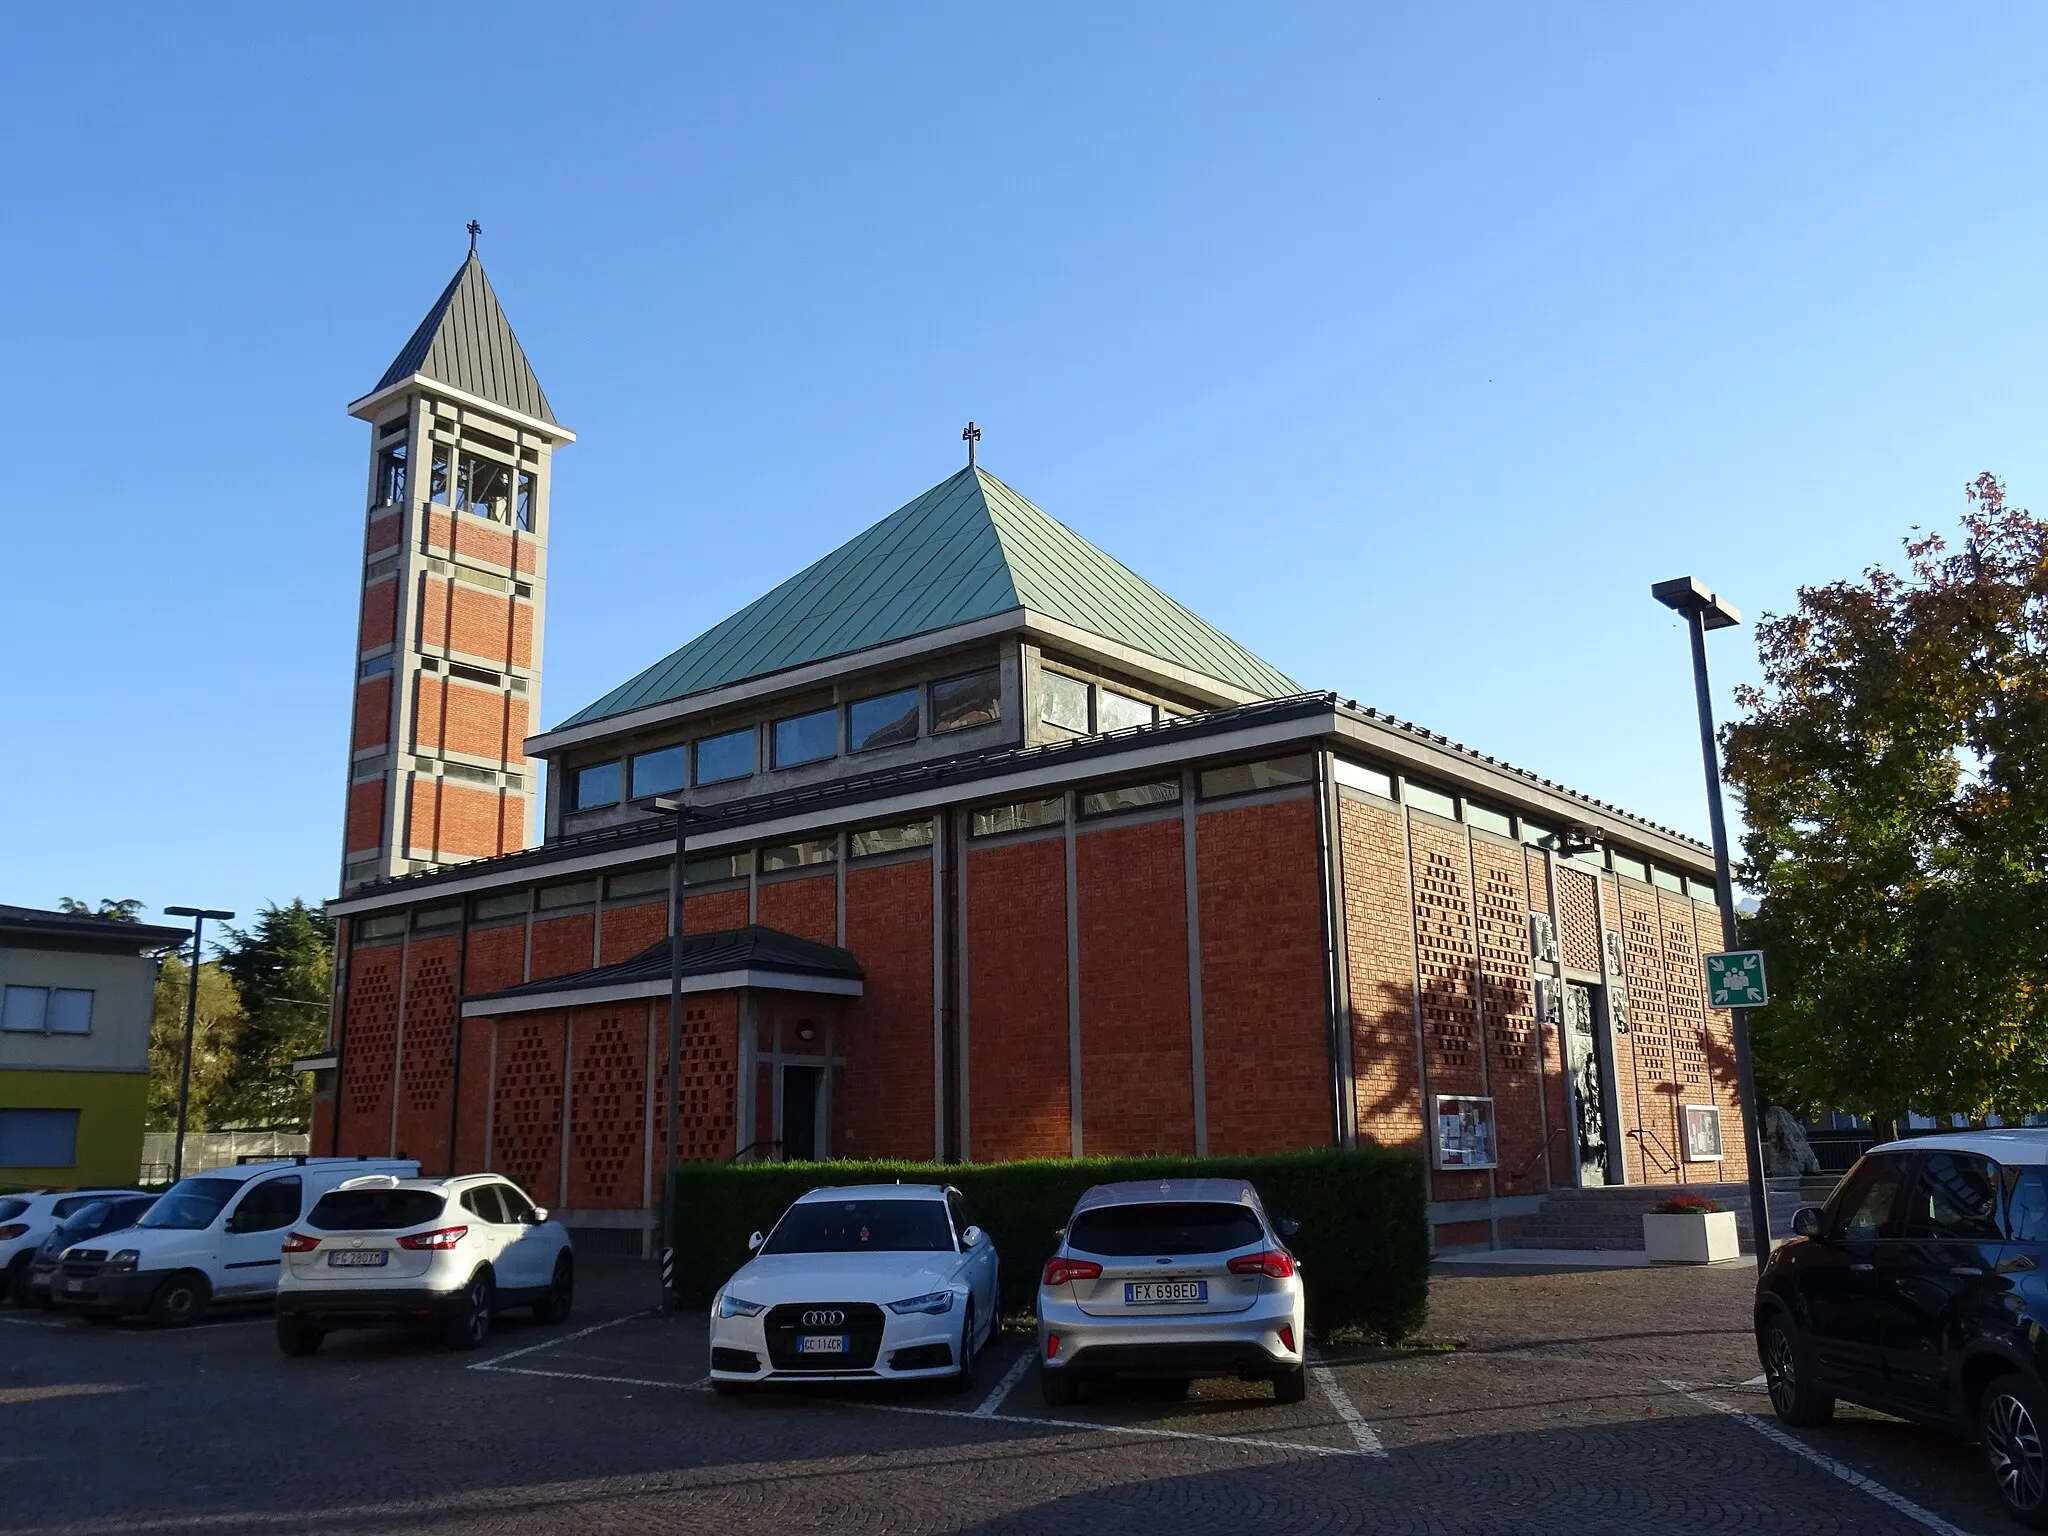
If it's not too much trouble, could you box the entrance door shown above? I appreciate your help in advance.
[781,1066,820,1162]
[1562,983,1613,1187]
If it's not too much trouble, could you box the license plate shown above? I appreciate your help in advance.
[327,1250,389,1267]
[796,1334,849,1354]
[1126,1280,1207,1305]
[65,1279,85,1293]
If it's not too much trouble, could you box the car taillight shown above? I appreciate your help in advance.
[1042,1257,1102,1287]
[1046,1332,1060,1359]
[1227,1250,1296,1279]
[0,1224,26,1241]
[281,1232,320,1253]
[396,1226,469,1250]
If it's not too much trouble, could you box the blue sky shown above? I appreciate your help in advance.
[4,6,2043,926]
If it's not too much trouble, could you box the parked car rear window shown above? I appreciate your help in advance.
[1904,1152,2000,1242]
[2008,1167,2048,1243]
[0,1198,26,1222]
[139,1177,240,1231]
[309,1190,447,1231]
[1068,1202,1265,1257]
[763,1199,953,1254]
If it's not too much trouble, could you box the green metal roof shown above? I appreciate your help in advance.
[558,467,1299,730]
[372,254,558,426]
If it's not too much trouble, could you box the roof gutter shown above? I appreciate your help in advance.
[345,374,575,444]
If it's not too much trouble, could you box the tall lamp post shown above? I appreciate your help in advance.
[650,796,694,1313]
[163,905,234,1183]
[1650,576,1772,1273]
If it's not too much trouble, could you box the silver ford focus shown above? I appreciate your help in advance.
[1035,1178,1307,1405]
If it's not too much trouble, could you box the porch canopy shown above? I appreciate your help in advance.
[459,924,863,1017]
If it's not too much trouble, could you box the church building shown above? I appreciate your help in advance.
[312,250,1751,1255]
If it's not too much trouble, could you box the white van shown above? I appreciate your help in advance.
[53,1157,418,1327]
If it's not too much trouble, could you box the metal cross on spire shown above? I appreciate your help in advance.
[962,421,981,469]
[467,220,482,254]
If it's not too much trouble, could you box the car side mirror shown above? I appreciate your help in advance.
[223,1209,248,1235]
[962,1225,984,1248]
[747,1230,765,1252]
[1277,1216,1302,1240]
[1793,1206,1823,1239]
[529,1207,549,1225]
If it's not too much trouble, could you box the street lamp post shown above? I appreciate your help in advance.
[1650,576,1772,1274]
[651,797,693,1313]
[162,905,235,1183]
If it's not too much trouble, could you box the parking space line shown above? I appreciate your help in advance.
[1662,1381,1976,1536]
[478,1363,702,1392]
[1308,1347,1387,1457]
[469,1309,651,1371]
[862,1396,1371,1458]
[973,1349,1034,1416]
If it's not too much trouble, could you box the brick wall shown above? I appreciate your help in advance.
[491,1012,566,1208]
[965,837,1069,1161]
[1472,838,1544,1199]
[405,777,509,862]
[338,942,401,1155]
[412,677,519,762]
[419,578,517,665]
[600,900,667,964]
[452,1016,494,1172]
[1337,797,1424,1153]
[1408,817,1489,1206]
[1076,819,1193,1156]
[360,578,397,650]
[530,913,595,981]
[756,873,837,946]
[1196,798,1331,1156]
[395,935,460,1170]
[652,993,739,1166]
[683,888,748,934]
[353,677,391,751]
[465,923,527,993]
[841,858,935,1160]
[345,781,385,855]
[366,512,401,554]
[1528,848,1575,1188]
[567,1006,647,1209]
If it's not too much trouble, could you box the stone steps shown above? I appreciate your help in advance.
[1508,1183,1812,1252]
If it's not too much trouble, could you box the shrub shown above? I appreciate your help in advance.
[1654,1194,1725,1215]
[667,1146,1428,1341]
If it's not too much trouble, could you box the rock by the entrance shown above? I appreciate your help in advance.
[1762,1106,1821,1177]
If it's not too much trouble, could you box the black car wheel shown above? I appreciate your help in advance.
[442,1270,494,1352]
[1759,1316,1834,1426]
[1040,1363,1080,1407]
[3,1256,31,1308]
[945,1301,978,1393]
[532,1255,574,1324]
[1273,1364,1308,1404]
[1983,1374,2048,1528]
[148,1272,208,1329]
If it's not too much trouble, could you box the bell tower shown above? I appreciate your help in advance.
[338,242,574,892]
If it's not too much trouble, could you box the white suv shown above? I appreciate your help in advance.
[274,1174,573,1354]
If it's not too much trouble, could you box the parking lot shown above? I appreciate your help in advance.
[1,1259,2006,1534]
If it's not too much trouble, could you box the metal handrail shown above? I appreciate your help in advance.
[728,1139,785,1165]
[1509,1125,1572,1188]
[1628,1126,1682,1178]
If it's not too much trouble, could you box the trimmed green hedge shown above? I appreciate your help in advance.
[668,1147,1428,1341]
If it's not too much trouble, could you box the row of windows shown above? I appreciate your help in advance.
[1333,756,1711,899]
[1040,671,1169,735]
[374,440,537,530]
[1,985,94,1036]
[568,669,1003,812]
[0,1108,79,1169]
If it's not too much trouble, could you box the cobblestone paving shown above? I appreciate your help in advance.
[0,1260,2004,1534]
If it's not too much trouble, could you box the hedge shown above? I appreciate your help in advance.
[668,1147,1428,1341]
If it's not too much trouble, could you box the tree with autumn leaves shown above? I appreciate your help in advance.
[1725,474,2048,1122]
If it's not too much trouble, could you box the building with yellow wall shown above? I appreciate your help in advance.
[0,906,188,1189]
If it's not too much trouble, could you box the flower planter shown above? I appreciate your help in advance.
[1642,1209,1739,1264]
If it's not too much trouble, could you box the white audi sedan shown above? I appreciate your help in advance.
[708,1184,999,1395]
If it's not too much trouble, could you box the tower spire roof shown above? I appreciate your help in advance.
[369,251,558,426]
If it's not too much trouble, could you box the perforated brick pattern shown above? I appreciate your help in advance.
[1557,866,1601,971]
[342,947,400,1146]
[493,1016,564,1206]
[568,1008,645,1208]
[652,1000,737,1165]
[1413,843,1478,1082]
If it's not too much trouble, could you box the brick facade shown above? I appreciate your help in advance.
[329,747,1747,1255]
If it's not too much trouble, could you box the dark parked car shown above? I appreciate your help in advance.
[1755,1129,2048,1527]
[22,1195,158,1309]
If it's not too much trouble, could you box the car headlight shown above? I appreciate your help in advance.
[107,1250,140,1274]
[717,1293,767,1318]
[886,1289,955,1315]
